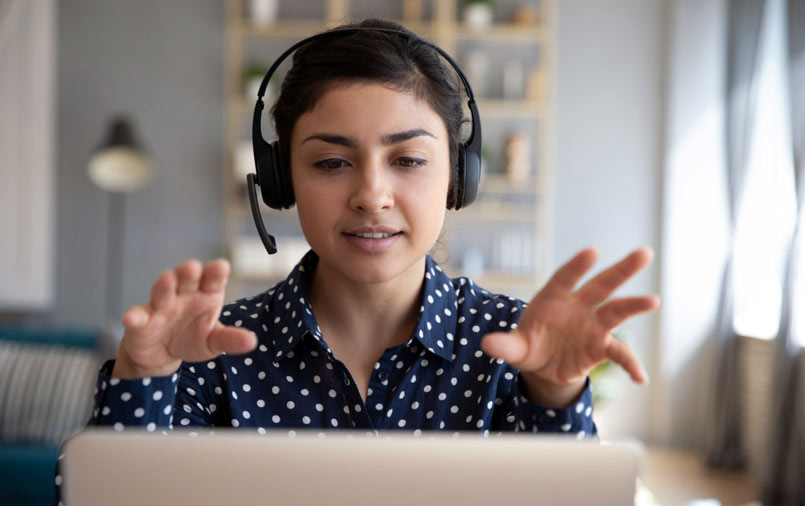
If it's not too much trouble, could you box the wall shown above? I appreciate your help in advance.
[51,0,225,328]
[554,0,666,441]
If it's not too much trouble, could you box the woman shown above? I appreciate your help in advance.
[55,16,658,501]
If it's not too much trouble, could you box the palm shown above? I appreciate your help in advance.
[128,284,225,366]
[482,248,659,389]
[515,296,618,386]
[117,259,256,377]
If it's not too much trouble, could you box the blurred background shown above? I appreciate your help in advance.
[1,0,803,504]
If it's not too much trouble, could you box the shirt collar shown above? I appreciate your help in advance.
[408,255,457,362]
[267,251,457,363]
[266,250,325,361]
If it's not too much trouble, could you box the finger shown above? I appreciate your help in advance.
[150,269,177,310]
[480,331,529,368]
[596,295,660,329]
[605,337,648,384]
[576,248,653,306]
[538,248,598,301]
[207,324,258,356]
[175,259,203,295]
[199,259,230,295]
[122,304,150,329]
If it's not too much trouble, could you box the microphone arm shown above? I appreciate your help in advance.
[246,173,278,255]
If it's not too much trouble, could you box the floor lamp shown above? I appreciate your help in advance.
[87,116,153,327]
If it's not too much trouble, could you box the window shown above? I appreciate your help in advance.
[731,0,801,342]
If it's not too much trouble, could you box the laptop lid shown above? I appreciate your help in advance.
[62,429,642,506]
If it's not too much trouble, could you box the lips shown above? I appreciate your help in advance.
[342,226,403,253]
[348,232,398,239]
[344,226,402,238]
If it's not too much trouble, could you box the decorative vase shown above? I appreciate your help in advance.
[248,0,279,25]
[463,3,493,29]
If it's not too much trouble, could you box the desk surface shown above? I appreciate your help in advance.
[638,445,759,506]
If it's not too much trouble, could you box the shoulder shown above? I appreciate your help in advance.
[453,276,526,333]
[426,258,525,336]
[218,250,317,331]
[216,252,321,364]
[434,270,522,380]
[218,289,275,329]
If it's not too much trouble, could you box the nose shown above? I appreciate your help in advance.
[349,162,394,213]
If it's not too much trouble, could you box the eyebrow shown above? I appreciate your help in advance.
[381,129,436,145]
[301,129,436,147]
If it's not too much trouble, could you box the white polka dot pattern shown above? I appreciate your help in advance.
[86,252,596,435]
[63,252,597,503]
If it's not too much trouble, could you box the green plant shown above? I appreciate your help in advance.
[242,64,267,85]
[589,329,629,404]
[243,64,283,100]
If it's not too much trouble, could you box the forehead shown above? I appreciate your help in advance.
[291,82,447,141]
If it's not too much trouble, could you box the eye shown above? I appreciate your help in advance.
[395,157,427,168]
[313,158,350,171]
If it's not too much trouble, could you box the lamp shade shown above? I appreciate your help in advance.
[87,117,154,193]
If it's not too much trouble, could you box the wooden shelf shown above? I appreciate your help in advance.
[235,19,434,39]
[455,24,549,43]
[439,268,546,300]
[446,204,540,224]
[478,98,547,118]
[479,174,538,194]
[476,270,545,288]
[235,20,326,38]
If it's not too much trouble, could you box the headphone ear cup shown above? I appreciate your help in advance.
[254,137,276,208]
[458,143,481,209]
[448,145,466,210]
[451,143,481,210]
[270,141,295,208]
[256,141,295,209]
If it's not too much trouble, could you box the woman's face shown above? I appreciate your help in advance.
[290,82,451,287]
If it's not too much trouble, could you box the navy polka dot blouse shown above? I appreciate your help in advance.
[54,251,596,504]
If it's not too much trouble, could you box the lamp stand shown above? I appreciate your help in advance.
[105,191,125,324]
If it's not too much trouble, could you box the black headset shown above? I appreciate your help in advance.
[248,27,482,255]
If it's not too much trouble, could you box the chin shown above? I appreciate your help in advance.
[323,251,427,286]
[347,257,412,284]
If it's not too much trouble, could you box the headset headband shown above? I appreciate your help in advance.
[253,27,481,164]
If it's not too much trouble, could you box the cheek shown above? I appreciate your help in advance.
[291,172,328,239]
[424,162,451,212]
[405,171,450,227]
[295,199,331,252]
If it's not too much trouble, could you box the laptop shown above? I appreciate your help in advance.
[62,429,642,505]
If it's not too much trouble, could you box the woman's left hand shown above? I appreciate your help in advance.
[480,247,660,408]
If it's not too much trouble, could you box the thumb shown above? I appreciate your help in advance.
[207,324,258,357]
[122,304,150,330]
[481,331,528,368]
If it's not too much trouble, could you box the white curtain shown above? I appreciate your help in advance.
[705,0,768,470]
[0,0,56,310]
[658,0,731,447]
[663,1,805,502]
[763,0,805,502]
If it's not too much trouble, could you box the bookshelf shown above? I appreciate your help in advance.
[223,0,555,300]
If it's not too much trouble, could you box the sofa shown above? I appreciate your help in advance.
[0,326,102,506]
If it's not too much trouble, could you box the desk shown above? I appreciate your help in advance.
[638,445,759,506]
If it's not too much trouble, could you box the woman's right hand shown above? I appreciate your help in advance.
[111,259,258,379]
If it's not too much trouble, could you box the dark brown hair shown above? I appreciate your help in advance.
[270,18,465,205]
